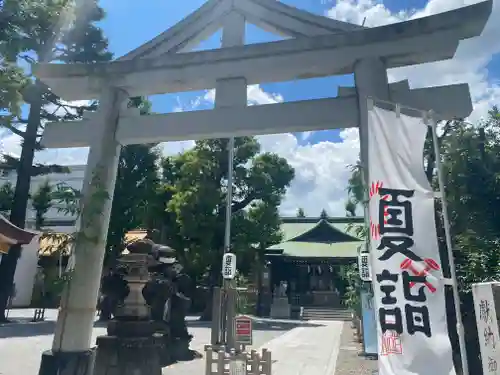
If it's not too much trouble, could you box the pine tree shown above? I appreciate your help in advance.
[296,207,306,217]
[31,179,53,230]
[0,182,15,216]
[320,208,328,219]
[0,0,113,319]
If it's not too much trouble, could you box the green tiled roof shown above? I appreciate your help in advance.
[267,216,365,259]
[267,241,362,258]
[281,222,315,241]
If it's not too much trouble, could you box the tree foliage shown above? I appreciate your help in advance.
[296,207,306,217]
[105,144,160,266]
[31,179,53,229]
[0,182,14,215]
[149,137,294,286]
[437,108,500,289]
[0,0,113,319]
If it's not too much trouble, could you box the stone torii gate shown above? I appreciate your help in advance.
[33,0,492,373]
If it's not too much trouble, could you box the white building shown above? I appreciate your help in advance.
[0,165,85,307]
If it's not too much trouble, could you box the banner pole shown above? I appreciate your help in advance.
[428,110,469,375]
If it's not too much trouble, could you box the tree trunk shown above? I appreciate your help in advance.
[0,98,41,321]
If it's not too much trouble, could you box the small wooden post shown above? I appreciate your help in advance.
[217,346,226,375]
[262,348,272,375]
[249,350,258,375]
[205,345,214,375]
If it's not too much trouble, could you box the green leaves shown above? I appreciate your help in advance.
[0,182,15,215]
[296,207,306,217]
[436,109,500,292]
[105,143,161,265]
[147,136,293,285]
[31,179,53,229]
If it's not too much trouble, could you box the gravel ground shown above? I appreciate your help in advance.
[334,323,378,375]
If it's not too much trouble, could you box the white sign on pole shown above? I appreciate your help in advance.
[367,102,456,375]
[472,282,500,375]
[222,253,237,279]
[359,253,372,281]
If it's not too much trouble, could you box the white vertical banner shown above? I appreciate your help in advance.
[472,282,500,375]
[367,103,456,375]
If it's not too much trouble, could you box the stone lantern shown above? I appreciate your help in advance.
[93,238,167,375]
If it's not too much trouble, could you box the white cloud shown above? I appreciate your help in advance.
[197,84,360,217]
[258,129,360,216]
[328,0,500,123]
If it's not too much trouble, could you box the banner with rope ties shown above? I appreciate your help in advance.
[367,100,456,375]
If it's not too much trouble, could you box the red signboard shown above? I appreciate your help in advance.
[234,315,253,345]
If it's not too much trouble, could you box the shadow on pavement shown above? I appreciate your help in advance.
[0,320,57,338]
[187,319,325,331]
[0,319,108,338]
[0,314,324,338]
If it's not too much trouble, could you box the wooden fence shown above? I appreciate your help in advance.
[204,345,272,375]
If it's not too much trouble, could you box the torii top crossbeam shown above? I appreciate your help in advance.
[33,0,492,101]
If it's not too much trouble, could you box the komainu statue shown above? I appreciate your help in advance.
[143,244,201,362]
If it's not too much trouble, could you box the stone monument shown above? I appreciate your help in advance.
[270,281,290,319]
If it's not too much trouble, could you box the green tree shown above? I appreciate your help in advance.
[344,160,363,217]
[0,0,113,319]
[157,137,294,318]
[320,208,328,219]
[104,96,159,266]
[105,144,160,266]
[0,63,26,128]
[245,198,283,315]
[31,179,53,229]
[296,207,306,217]
[0,182,15,215]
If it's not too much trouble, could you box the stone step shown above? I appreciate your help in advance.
[302,308,352,321]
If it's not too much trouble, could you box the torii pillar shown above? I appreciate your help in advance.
[38,88,128,375]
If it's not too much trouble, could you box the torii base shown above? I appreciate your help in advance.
[38,349,96,375]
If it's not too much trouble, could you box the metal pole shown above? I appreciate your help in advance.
[221,137,235,347]
[428,110,469,375]
[224,137,235,255]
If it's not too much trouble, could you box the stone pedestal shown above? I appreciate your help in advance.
[93,321,165,375]
[270,297,290,319]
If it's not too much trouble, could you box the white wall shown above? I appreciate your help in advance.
[0,166,84,307]
[10,237,40,307]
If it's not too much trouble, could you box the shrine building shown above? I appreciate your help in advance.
[261,216,363,319]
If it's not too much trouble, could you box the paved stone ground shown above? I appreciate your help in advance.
[263,320,344,375]
[0,309,375,375]
[334,322,378,375]
[0,310,297,375]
